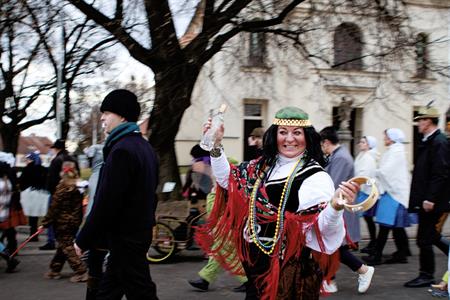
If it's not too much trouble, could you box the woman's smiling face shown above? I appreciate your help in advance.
[277,126,306,158]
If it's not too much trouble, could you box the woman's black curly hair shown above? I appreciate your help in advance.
[260,124,327,167]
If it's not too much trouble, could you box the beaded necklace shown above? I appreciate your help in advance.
[248,155,306,255]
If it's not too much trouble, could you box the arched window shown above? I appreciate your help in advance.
[416,33,428,78]
[248,32,266,67]
[333,23,363,70]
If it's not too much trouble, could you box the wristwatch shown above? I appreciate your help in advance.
[210,144,223,158]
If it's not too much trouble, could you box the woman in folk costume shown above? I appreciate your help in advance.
[363,128,412,265]
[355,136,379,254]
[196,107,361,300]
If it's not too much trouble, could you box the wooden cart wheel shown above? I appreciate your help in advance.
[147,223,177,263]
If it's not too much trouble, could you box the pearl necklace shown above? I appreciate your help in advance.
[248,156,306,255]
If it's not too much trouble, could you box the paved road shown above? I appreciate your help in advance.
[1,231,449,300]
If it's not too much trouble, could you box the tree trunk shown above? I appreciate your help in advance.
[149,64,200,201]
[61,85,72,140]
[0,123,20,155]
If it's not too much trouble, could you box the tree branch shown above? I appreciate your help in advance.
[143,0,181,67]
[18,105,55,131]
[67,0,156,68]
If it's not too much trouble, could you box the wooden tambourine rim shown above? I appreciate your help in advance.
[343,176,379,213]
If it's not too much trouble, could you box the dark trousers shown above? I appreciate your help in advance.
[1,227,17,253]
[96,236,158,300]
[29,217,38,236]
[417,211,449,276]
[364,216,377,243]
[86,249,108,300]
[375,225,409,258]
[339,245,362,272]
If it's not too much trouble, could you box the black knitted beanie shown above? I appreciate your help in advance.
[100,89,141,122]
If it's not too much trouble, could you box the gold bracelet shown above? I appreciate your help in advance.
[330,199,344,211]
[210,144,223,158]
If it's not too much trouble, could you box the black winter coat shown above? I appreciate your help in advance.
[76,132,159,251]
[409,129,450,213]
[20,163,48,191]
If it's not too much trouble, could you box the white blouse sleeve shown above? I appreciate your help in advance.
[210,152,230,189]
[300,171,345,254]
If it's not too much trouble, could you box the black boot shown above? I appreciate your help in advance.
[362,254,383,266]
[360,240,376,254]
[86,276,100,300]
[6,257,20,273]
[385,251,408,264]
[0,251,20,273]
[233,283,247,293]
[188,278,209,291]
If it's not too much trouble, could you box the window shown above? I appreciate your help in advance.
[333,23,363,70]
[416,33,428,78]
[248,32,266,67]
[243,102,265,161]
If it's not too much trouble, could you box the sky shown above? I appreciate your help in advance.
[22,0,198,141]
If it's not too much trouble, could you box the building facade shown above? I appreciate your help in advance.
[175,0,450,165]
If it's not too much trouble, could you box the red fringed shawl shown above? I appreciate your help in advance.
[195,159,341,300]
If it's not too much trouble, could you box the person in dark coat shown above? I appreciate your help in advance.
[74,89,159,300]
[247,127,265,160]
[40,139,79,251]
[404,106,450,288]
[320,126,374,294]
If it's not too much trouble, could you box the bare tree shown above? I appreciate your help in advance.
[24,0,116,140]
[0,0,55,154]
[65,0,448,199]
[65,0,309,198]
[0,0,116,155]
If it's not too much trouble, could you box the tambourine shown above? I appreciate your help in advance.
[341,176,379,213]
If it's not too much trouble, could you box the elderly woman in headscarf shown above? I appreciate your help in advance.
[363,128,412,266]
[355,136,379,254]
[19,152,49,241]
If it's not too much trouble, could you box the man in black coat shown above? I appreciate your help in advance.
[75,89,159,300]
[404,106,450,288]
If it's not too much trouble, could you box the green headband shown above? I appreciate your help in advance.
[273,106,312,127]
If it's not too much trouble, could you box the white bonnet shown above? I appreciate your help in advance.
[386,128,405,143]
[364,136,377,149]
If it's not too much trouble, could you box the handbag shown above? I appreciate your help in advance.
[375,193,399,226]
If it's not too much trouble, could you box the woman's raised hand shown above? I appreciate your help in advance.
[203,117,224,147]
[331,181,360,210]
[202,117,212,135]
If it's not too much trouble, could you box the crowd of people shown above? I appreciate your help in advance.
[0,90,449,300]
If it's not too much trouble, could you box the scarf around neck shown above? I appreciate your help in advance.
[103,122,140,160]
